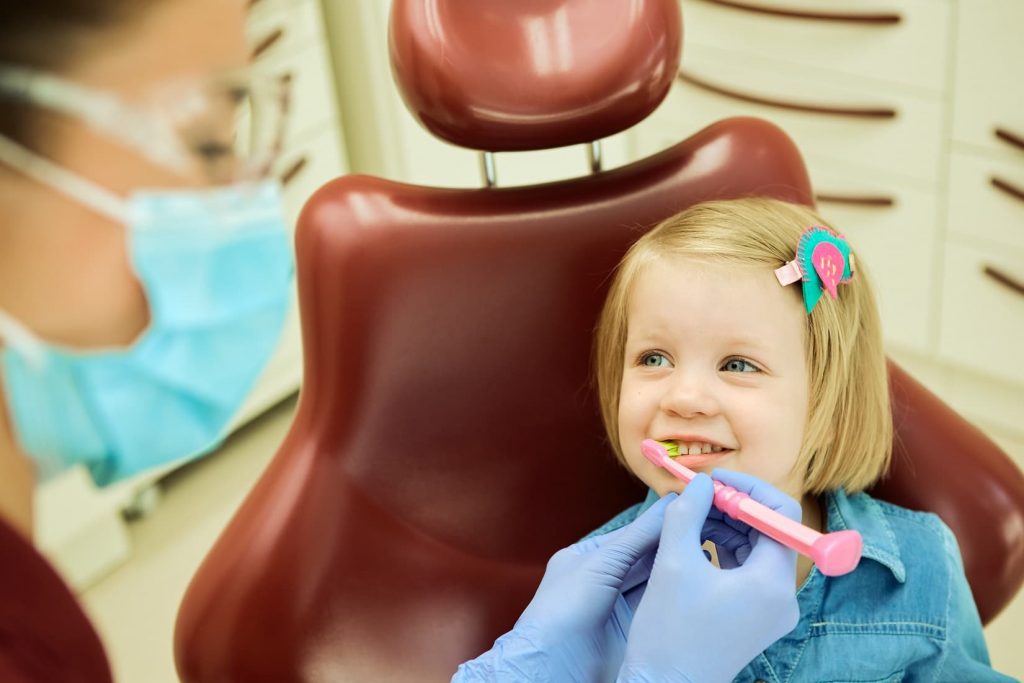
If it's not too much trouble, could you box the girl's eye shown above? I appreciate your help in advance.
[721,358,759,373]
[639,352,671,368]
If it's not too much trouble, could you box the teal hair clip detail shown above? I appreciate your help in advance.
[774,225,855,314]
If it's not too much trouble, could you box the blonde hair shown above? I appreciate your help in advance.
[594,197,891,494]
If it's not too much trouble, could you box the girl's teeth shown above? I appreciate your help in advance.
[667,441,728,456]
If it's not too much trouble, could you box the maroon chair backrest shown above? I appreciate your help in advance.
[175,1,1024,681]
[873,362,1024,623]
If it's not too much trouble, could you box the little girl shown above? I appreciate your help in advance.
[589,197,1015,681]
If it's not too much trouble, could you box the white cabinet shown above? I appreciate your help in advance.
[937,0,1024,395]
[36,0,348,591]
[947,150,1024,253]
[950,0,1024,154]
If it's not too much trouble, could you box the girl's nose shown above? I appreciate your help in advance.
[658,370,720,418]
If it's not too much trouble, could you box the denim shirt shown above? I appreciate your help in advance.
[585,488,1019,683]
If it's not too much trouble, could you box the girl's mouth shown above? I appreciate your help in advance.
[658,440,733,468]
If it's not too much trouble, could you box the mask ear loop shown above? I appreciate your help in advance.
[0,134,129,223]
[0,316,67,481]
[0,309,47,370]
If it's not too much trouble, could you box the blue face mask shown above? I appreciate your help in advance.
[0,135,294,486]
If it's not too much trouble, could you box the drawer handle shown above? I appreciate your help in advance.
[983,265,1024,298]
[995,127,1024,154]
[251,27,285,60]
[677,70,897,119]
[991,176,1024,205]
[815,193,895,207]
[700,0,901,24]
[280,156,308,186]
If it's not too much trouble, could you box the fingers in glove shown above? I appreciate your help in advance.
[572,493,677,587]
[735,522,798,586]
[701,518,749,549]
[655,474,716,572]
[621,547,656,593]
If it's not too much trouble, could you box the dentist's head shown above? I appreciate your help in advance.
[0,0,293,535]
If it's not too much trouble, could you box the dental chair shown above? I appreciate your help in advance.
[174,1,1024,681]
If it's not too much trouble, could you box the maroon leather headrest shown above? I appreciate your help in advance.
[388,0,682,150]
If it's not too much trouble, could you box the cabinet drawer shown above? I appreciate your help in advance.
[938,241,1024,385]
[948,150,1024,253]
[680,0,952,94]
[277,124,348,227]
[951,0,1024,154]
[248,0,321,62]
[255,41,339,147]
[809,160,939,354]
[635,49,944,186]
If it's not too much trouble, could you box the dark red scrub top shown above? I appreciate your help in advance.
[0,517,112,682]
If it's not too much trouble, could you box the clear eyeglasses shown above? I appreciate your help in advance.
[0,64,291,185]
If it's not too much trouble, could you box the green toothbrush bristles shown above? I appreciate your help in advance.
[658,440,681,457]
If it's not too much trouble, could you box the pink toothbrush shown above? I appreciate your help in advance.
[641,439,862,577]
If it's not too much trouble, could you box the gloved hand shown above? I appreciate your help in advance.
[453,493,676,683]
[617,470,802,683]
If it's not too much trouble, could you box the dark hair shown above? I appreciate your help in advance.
[0,2,153,147]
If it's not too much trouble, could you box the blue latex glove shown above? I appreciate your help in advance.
[453,493,676,683]
[617,470,802,683]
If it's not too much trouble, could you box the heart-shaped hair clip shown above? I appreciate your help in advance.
[774,225,855,314]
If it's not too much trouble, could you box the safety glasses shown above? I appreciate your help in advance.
[0,64,291,185]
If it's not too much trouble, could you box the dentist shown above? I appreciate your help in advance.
[0,2,800,681]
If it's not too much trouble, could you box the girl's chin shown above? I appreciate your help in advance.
[648,465,717,496]
[650,479,688,497]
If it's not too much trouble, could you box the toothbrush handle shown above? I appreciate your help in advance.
[713,482,862,577]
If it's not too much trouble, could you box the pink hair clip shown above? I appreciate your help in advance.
[774,225,855,314]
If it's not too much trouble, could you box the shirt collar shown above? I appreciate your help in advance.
[825,488,906,583]
[638,487,661,514]
[640,486,906,583]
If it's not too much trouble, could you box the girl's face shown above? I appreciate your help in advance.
[617,255,811,500]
